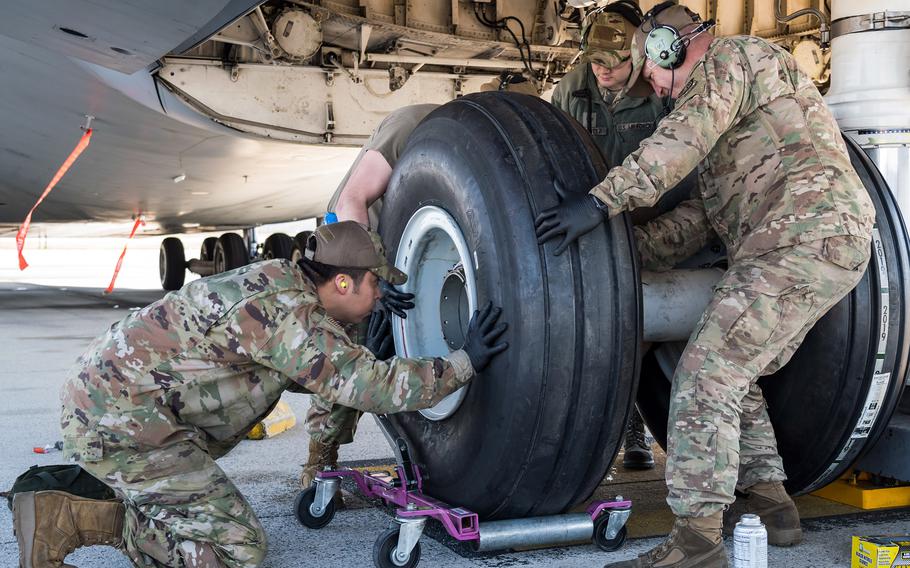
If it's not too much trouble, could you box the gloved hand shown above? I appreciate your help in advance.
[380,279,416,319]
[462,302,509,373]
[365,309,395,360]
[534,193,608,255]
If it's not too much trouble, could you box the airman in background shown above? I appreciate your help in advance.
[553,0,692,471]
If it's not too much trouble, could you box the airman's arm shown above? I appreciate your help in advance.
[253,314,474,414]
[634,198,715,271]
[591,47,747,215]
[334,150,393,224]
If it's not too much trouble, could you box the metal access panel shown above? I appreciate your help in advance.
[0,0,253,73]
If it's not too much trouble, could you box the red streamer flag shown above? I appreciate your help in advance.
[16,129,93,270]
[104,217,146,294]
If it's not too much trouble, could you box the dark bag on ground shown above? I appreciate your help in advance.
[5,464,115,510]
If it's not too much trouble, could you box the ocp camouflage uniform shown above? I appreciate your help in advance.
[60,259,473,567]
[313,104,438,446]
[593,36,875,516]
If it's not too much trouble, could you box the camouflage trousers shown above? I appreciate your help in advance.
[665,235,870,517]
[306,395,362,445]
[79,438,267,568]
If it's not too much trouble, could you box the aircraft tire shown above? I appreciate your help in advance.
[263,233,294,260]
[159,237,186,291]
[200,236,218,262]
[291,231,313,264]
[378,93,642,519]
[636,134,910,495]
[214,233,249,273]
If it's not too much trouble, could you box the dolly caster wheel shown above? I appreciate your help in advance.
[373,526,422,568]
[593,514,628,552]
[294,485,336,529]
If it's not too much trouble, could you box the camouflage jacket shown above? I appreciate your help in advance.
[61,260,473,459]
[552,61,665,168]
[591,36,875,262]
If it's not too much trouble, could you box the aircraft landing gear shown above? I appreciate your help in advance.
[168,229,306,290]
[262,233,294,260]
[290,231,313,264]
[159,237,186,291]
[200,237,217,263]
[213,233,248,273]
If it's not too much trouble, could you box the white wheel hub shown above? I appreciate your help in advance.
[393,206,477,421]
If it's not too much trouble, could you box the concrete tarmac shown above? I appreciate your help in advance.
[1,282,908,567]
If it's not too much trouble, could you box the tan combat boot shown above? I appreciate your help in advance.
[300,438,344,508]
[604,512,728,568]
[723,481,803,547]
[13,490,124,568]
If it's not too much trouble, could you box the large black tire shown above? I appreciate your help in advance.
[200,236,218,262]
[263,233,294,260]
[291,231,313,264]
[213,233,249,274]
[159,237,186,291]
[379,93,642,519]
[637,134,910,495]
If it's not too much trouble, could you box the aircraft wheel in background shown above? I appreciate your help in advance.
[159,237,186,291]
[200,236,218,262]
[263,233,294,260]
[290,231,314,264]
[214,233,249,274]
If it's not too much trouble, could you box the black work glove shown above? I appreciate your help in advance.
[365,309,395,360]
[462,302,509,373]
[534,193,608,255]
[379,279,416,319]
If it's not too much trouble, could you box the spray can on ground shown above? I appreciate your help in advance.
[733,514,768,568]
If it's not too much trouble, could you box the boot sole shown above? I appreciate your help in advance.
[622,462,656,470]
[769,527,803,547]
[679,544,730,568]
[12,491,36,568]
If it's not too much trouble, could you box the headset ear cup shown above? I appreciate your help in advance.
[645,25,683,69]
[674,42,687,68]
